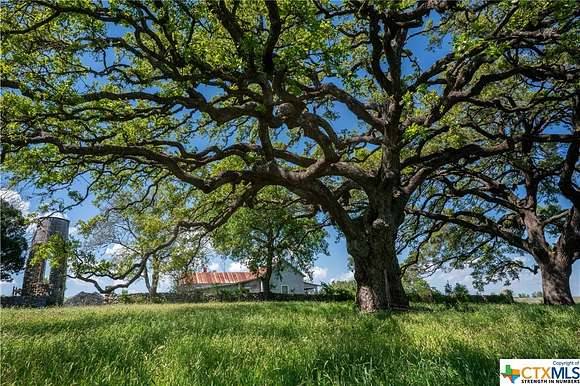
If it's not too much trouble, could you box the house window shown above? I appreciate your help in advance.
[281,285,289,294]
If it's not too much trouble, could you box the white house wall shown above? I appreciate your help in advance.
[269,267,305,294]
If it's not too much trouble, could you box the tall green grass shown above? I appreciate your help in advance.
[1,302,578,385]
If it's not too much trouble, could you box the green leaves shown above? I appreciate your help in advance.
[0,199,28,281]
[31,234,72,269]
[211,186,327,276]
[403,123,428,142]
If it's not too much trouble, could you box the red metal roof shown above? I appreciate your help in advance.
[182,271,260,285]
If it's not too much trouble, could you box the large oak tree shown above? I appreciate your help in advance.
[1,0,576,311]
[404,95,579,305]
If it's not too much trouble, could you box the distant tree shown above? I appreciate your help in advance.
[518,293,530,298]
[453,283,470,298]
[444,282,453,296]
[501,289,514,302]
[212,187,328,299]
[441,283,470,302]
[0,199,27,281]
[531,291,544,298]
[402,267,433,300]
[74,185,209,294]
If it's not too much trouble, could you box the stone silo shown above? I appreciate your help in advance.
[21,216,70,305]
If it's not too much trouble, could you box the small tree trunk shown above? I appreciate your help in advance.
[262,255,273,300]
[262,270,272,300]
[261,240,275,300]
[540,256,574,305]
[142,265,151,293]
[149,256,160,296]
[347,218,409,312]
[150,269,159,296]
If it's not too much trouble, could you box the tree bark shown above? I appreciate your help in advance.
[262,270,272,300]
[540,208,578,305]
[262,247,274,300]
[540,257,574,305]
[142,265,151,293]
[347,218,409,312]
[143,256,160,296]
[150,256,160,296]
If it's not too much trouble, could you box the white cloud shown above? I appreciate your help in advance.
[69,224,80,237]
[26,223,37,237]
[64,278,100,297]
[105,243,127,256]
[0,189,30,214]
[311,266,328,282]
[208,261,220,271]
[227,262,248,272]
[205,240,218,257]
[330,271,354,283]
[426,266,548,295]
[427,268,475,292]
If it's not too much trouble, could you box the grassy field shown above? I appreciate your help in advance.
[1,302,579,386]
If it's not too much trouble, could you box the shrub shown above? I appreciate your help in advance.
[119,289,130,304]
[216,287,250,301]
[453,283,470,302]
[320,281,356,301]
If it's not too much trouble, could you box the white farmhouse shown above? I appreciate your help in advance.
[179,262,319,295]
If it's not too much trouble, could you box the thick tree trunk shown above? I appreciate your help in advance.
[539,208,578,305]
[346,131,409,312]
[351,254,408,311]
[540,263,574,305]
[547,102,580,306]
[347,219,409,312]
[540,247,575,305]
